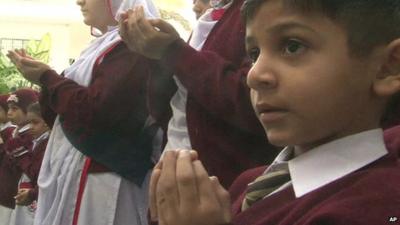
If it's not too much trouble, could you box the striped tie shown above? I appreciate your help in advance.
[241,165,291,211]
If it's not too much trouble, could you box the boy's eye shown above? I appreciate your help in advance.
[248,47,260,63]
[282,39,306,55]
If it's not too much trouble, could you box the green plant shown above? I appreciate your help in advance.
[0,33,51,93]
[159,9,192,32]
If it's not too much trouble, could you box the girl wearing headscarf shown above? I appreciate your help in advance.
[7,0,159,225]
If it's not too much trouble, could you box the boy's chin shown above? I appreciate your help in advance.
[265,131,291,148]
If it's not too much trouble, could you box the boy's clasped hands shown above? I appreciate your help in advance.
[150,150,232,225]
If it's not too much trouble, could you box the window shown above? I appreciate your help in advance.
[0,38,38,53]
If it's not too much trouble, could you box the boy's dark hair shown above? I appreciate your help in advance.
[27,102,41,117]
[241,0,400,126]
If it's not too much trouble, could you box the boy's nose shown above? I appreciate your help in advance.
[247,57,278,91]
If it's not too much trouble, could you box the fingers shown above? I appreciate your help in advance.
[135,6,156,35]
[156,151,179,212]
[210,176,232,223]
[7,50,22,66]
[149,167,161,221]
[129,7,148,48]
[190,150,199,161]
[192,160,218,204]
[20,57,45,67]
[118,12,129,41]
[7,50,41,68]
[148,19,179,37]
[119,9,137,52]
[176,150,199,208]
[122,8,145,52]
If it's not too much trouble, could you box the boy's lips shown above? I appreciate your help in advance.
[255,103,288,123]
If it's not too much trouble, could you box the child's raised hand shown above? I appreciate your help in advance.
[151,150,231,225]
[118,6,180,59]
[14,188,33,206]
[7,49,51,85]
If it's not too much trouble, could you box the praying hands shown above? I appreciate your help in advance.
[119,6,180,59]
[150,150,232,225]
[7,49,51,85]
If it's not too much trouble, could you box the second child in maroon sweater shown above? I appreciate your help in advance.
[0,89,37,223]
[10,102,50,225]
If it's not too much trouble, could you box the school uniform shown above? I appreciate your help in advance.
[148,0,279,188]
[0,122,16,166]
[0,122,16,146]
[0,124,33,225]
[9,131,49,225]
[36,43,154,225]
[229,129,400,225]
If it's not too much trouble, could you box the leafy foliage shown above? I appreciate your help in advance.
[0,33,51,93]
[159,9,192,31]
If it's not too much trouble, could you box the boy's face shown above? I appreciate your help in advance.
[27,112,49,139]
[7,103,28,126]
[246,0,383,152]
[0,107,7,124]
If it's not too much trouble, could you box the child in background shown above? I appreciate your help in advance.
[0,94,16,148]
[9,102,50,225]
[149,1,400,225]
[0,88,37,225]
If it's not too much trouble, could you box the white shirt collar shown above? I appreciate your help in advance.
[18,124,31,133]
[0,122,16,131]
[32,131,50,151]
[287,129,388,198]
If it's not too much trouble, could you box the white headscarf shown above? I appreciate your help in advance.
[35,1,158,225]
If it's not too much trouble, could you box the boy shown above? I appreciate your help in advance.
[9,102,50,225]
[0,89,37,225]
[149,0,400,225]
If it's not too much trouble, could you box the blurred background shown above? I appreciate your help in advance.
[0,0,196,92]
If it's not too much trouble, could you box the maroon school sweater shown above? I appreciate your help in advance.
[149,0,279,188]
[229,133,400,225]
[0,128,33,209]
[0,126,15,162]
[14,137,48,200]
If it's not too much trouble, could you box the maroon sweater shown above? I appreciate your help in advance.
[14,137,49,201]
[229,133,400,225]
[0,126,15,163]
[149,0,278,188]
[0,128,33,209]
[39,42,156,185]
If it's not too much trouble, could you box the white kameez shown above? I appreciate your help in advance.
[76,172,151,225]
[164,3,232,151]
[0,205,12,225]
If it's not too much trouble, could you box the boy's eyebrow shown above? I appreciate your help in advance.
[245,21,318,47]
[266,21,318,35]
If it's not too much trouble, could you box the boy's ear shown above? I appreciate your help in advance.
[374,39,400,97]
